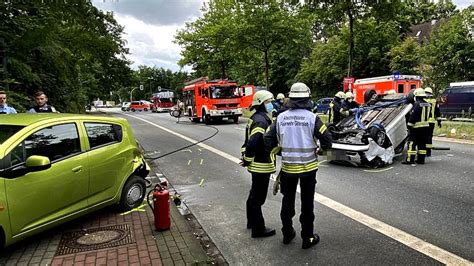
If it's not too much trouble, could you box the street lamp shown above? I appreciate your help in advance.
[130,87,137,102]
[148,77,154,97]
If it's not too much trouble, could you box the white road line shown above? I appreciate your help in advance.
[124,114,471,265]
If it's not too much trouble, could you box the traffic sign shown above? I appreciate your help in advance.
[140,84,144,91]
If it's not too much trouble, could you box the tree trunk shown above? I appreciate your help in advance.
[220,60,227,79]
[264,49,269,90]
[347,2,354,77]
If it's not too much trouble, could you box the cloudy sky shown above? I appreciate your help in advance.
[92,0,472,72]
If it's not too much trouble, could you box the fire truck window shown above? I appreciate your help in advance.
[398,84,404,93]
[410,84,416,91]
[211,86,239,99]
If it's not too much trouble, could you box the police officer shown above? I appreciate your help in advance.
[0,90,17,114]
[28,91,57,113]
[403,88,431,165]
[241,90,276,238]
[328,91,347,124]
[342,91,359,110]
[264,83,332,249]
[424,87,441,157]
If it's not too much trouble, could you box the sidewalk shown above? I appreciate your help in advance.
[0,172,213,266]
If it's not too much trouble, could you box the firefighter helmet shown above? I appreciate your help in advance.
[414,88,426,97]
[335,91,346,99]
[345,91,354,99]
[276,93,285,100]
[251,90,274,108]
[289,82,310,98]
[424,87,433,95]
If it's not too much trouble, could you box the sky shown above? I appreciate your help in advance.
[91,0,473,73]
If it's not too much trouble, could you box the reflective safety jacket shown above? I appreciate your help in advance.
[425,98,441,124]
[241,110,276,174]
[407,100,431,128]
[264,108,332,175]
[328,98,346,124]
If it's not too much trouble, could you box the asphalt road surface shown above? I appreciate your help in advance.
[108,109,473,265]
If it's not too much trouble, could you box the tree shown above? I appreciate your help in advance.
[388,38,422,74]
[421,6,474,94]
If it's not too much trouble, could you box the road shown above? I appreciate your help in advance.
[108,109,473,265]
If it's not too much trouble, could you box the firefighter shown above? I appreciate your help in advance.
[424,87,441,157]
[328,91,347,124]
[403,88,431,165]
[241,90,276,238]
[264,83,332,249]
[342,91,359,110]
[0,90,17,114]
[27,91,58,113]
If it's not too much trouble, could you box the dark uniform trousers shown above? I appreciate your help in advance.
[407,127,429,164]
[427,123,435,157]
[246,173,271,230]
[280,170,317,238]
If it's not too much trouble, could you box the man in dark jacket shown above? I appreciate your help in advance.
[264,82,332,249]
[241,90,276,238]
[328,91,347,124]
[27,91,58,113]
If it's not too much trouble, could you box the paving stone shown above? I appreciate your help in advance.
[29,256,42,264]
[161,258,173,266]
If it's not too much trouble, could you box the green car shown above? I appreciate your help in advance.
[0,114,150,247]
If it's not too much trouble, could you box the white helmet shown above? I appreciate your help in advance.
[289,82,310,98]
[414,88,426,97]
[424,87,433,95]
[345,91,354,99]
[335,91,345,99]
[276,93,285,100]
[251,90,274,108]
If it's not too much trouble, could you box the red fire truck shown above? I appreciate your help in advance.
[351,75,422,104]
[151,90,174,112]
[182,77,243,124]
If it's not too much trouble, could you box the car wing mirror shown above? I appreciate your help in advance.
[25,155,51,172]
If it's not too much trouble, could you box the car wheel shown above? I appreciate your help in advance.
[119,175,146,211]
[364,89,377,103]
[131,108,136,112]
[144,108,148,112]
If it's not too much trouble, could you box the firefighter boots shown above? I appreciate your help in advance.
[302,234,320,249]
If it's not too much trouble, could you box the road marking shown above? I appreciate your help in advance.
[363,167,394,173]
[200,159,203,165]
[124,114,471,265]
[188,160,192,166]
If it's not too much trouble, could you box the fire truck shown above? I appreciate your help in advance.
[151,89,174,112]
[351,75,422,104]
[182,77,243,124]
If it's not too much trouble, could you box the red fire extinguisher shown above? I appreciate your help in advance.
[147,181,170,231]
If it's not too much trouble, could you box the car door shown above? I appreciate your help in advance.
[83,122,129,206]
[4,122,89,236]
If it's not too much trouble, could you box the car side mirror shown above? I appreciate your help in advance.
[26,155,51,172]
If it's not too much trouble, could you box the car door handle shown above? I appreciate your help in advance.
[72,166,83,173]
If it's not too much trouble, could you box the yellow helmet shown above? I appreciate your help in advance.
[251,90,274,108]
[414,88,426,97]
[345,91,354,99]
[424,87,433,95]
[335,91,346,99]
[276,93,285,100]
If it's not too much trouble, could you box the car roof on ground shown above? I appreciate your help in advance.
[0,113,126,126]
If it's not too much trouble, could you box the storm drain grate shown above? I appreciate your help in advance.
[56,224,135,256]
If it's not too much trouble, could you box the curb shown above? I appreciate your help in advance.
[433,136,474,145]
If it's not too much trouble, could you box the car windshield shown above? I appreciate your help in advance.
[210,86,239,99]
[0,125,24,144]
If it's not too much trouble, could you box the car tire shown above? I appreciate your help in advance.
[131,108,136,112]
[364,89,377,103]
[144,108,148,112]
[119,175,146,211]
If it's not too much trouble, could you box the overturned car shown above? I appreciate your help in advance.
[327,91,415,168]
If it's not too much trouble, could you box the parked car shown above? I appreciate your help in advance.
[129,100,151,112]
[0,114,150,247]
[327,92,414,168]
[121,101,131,111]
[313,97,332,114]
[438,81,474,117]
